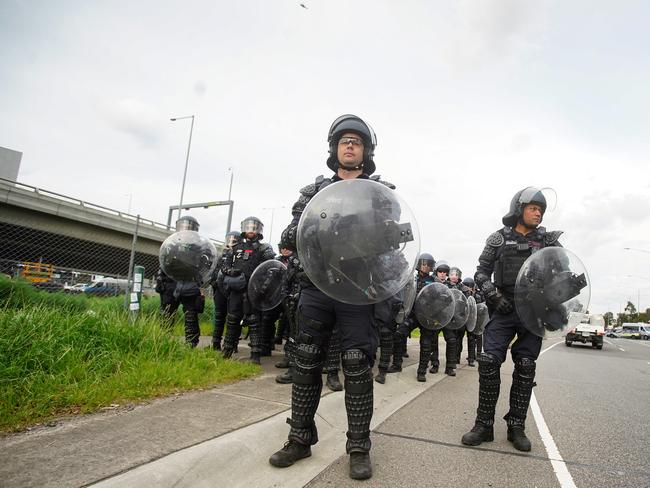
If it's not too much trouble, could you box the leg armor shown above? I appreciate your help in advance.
[429,331,439,368]
[212,306,226,348]
[476,353,501,426]
[342,349,373,454]
[443,328,458,371]
[418,329,434,376]
[287,340,324,446]
[222,313,243,357]
[467,333,477,362]
[505,358,536,427]
[377,330,394,373]
[184,309,200,347]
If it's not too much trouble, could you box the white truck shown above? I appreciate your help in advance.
[565,312,605,349]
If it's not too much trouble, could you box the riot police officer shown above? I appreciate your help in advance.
[171,215,205,348]
[389,253,435,382]
[449,266,471,366]
[221,216,275,363]
[269,114,393,480]
[209,231,240,350]
[463,276,484,366]
[461,187,563,452]
[429,260,459,376]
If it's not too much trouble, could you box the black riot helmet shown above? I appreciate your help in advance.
[462,277,475,289]
[279,226,296,252]
[326,114,377,175]
[225,231,240,249]
[240,216,264,238]
[417,253,435,270]
[175,215,200,231]
[502,187,547,227]
[435,260,450,274]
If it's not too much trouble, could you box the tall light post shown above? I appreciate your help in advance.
[262,205,286,246]
[170,115,195,223]
[226,167,234,233]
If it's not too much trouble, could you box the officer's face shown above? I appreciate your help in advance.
[245,232,257,240]
[337,132,364,168]
[450,273,459,284]
[418,263,431,274]
[437,270,448,280]
[522,204,543,228]
[280,248,293,257]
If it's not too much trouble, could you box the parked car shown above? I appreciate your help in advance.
[84,279,128,297]
[63,283,89,294]
[606,327,622,338]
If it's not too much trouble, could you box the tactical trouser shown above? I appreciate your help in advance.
[474,353,501,426]
[504,358,536,428]
[454,327,466,364]
[467,333,482,362]
[377,329,394,373]
[417,328,435,376]
[178,294,200,347]
[430,328,458,370]
[245,312,264,355]
[261,305,282,354]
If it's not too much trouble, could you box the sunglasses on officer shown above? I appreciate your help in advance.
[338,137,363,147]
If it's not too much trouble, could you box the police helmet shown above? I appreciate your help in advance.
[502,187,547,227]
[462,277,475,288]
[279,226,296,252]
[240,216,264,237]
[449,267,462,280]
[326,114,377,175]
[225,231,240,248]
[417,252,435,269]
[435,260,450,274]
[175,215,200,232]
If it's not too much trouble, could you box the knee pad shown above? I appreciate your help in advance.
[477,353,500,373]
[293,342,323,384]
[513,357,536,379]
[342,349,372,393]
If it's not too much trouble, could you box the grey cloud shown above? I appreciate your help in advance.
[102,98,162,148]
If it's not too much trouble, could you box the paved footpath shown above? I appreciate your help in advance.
[0,338,445,487]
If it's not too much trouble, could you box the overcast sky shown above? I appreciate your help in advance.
[2,0,649,316]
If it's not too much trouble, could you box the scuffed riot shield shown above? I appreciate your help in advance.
[159,230,218,283]
[414,282,455,330]
[446,289,470,330]
[395,274,417,324]
[515,247,590,338]
[465,295,478,333]
[474,302,489,335]
[297,179,420,305]
[248,260,288,311]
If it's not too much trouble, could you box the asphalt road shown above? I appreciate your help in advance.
[306,336,650,488]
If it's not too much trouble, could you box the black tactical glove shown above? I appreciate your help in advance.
[486,290,513,314]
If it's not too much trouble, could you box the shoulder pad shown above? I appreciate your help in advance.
[544,230,563,245]
[486,231,504,247]
[299,182,318,198]
[369,174,396,189]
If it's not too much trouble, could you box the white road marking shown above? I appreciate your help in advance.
[534,340,578,488]
[618,347,626,352]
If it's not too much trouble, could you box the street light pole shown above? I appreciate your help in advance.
[262,205,286,246]
[623,247,650,254]
[226,167,234,233]
[170,115,195,223]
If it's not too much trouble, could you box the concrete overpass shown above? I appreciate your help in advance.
[0,177,175,280]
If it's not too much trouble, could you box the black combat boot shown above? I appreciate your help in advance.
[349,452,372,480]
[467,358,476,367]
[275,368,293,384]
[461,353,501,446]
[221,314,242,359]
[269,440,311,467]
[429,363,439,374]
[343,350,374,480]
[375,370,387,384]
[326,371,343,391]
[504,357,536,452]
[416,372,426,382]
[275,356,290,368]
[445,367,456,376]
[249,352,261,365]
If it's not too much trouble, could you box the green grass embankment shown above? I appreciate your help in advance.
[0,277,259,433]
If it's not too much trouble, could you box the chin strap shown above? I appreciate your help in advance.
[338,162,364,172]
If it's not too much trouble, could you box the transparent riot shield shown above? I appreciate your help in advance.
[247,260,288,311]
[414,282,455,330]
[395,274,417,324]
[465,295,478,333]
[159,230,218,283]
[446,289,469,330]
[515,247,590,338]
[474,302,489,335]
[297,179,420,304]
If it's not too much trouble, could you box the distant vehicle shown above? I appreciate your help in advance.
[565,312,605,349]
[84,278,129,297]
[63,283,89,294]
[606,327,622,338]
[619,323,650,340]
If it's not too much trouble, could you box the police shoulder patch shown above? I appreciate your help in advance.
[486,231,505,247]
[544,230,563,245]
